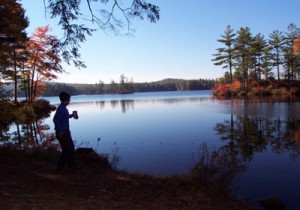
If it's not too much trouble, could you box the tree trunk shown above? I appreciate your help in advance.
[13,43,18,103]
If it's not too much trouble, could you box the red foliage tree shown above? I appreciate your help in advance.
[23,25,64,101]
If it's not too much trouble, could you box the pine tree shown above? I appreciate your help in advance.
[250,33,269,80]
[212,25,236,84]
[235,27,253,90]
[282,23,300,81]
[269,30,284,81]
[0,0,29,101]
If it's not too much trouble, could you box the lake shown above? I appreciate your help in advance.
[43,90,300,209]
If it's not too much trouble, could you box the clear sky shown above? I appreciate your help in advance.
[21,0,300,84]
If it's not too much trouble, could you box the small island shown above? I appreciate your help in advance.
[212,24,300,97]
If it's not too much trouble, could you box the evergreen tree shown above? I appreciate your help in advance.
[260,42,274,80]
[269,30,285,81]
[0,0,29,101]
[212,25,236,84]
[250,33,269,80]
[235,27,253,90]
[282,23,300,81]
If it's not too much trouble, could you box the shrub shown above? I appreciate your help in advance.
[230,80,242,95]
[249,85,271,96]
[212,80,300,97]
[0,100,15,130]
[271,88,290,96]
[32,99,55,118]
[290,87,300,95]
[14,103,36,124]
[212,81,242,97]
[189,143,246,193]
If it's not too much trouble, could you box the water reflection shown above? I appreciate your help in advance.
[190,143,247,193]
[72,96,212,113]
[1,120,56,150]
[213,97,300,209]
[2,91,300,208]
[214,100,300,161]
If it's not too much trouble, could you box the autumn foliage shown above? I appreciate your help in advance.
[23,25,63,101]
[212,80,300,97]
[211,80,242,96]
[293,36,300,55]
[212,24,300,97]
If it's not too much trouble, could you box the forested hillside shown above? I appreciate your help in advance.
[41,78,215,96]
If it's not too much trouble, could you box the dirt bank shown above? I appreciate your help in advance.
[0,148,257,210]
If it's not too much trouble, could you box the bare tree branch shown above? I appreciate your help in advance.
[46,0,159,68]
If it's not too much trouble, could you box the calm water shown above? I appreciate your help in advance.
[43,90,300,209]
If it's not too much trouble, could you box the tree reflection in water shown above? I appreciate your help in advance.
[212,97,300,208]
[214,114,300,161]
[0,120,57,150]
[0,99,58,150]
[190,143,247,193]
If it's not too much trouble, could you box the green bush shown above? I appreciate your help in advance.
[0,100,15,129]
[32,99,55,119]
[14,103,36,124]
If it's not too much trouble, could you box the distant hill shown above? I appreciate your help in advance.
[43,78,215,96]
[155,78,185,83]
[3,78,216,97]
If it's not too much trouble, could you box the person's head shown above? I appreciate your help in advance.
[59,91,71,104]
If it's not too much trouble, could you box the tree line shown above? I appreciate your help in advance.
[41,77,215,96]
[212,24,300,91]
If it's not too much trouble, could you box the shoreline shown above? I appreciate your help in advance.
[0,147,257,210]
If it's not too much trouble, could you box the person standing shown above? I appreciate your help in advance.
[53,91,78,170]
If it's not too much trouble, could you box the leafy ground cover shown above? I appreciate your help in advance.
[0,148,257,210]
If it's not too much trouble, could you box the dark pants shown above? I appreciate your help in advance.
[56,130,75,169]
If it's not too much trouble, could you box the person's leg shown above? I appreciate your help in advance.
[64,131,76,169]
[57,151,66,169]
[57,132,68,169]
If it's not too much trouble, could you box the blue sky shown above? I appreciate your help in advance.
[21,0,300,84]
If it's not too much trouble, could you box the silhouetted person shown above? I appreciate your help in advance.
[53,91,78,170]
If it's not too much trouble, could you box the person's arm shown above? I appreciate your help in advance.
[53,107,64,132]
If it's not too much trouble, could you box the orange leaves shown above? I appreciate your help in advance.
[230,80,241,92]
[24,25,63,101]
[293,36,300,55]
[33,80,48,98]
[32,25,52,40]
[212,80,242,96]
